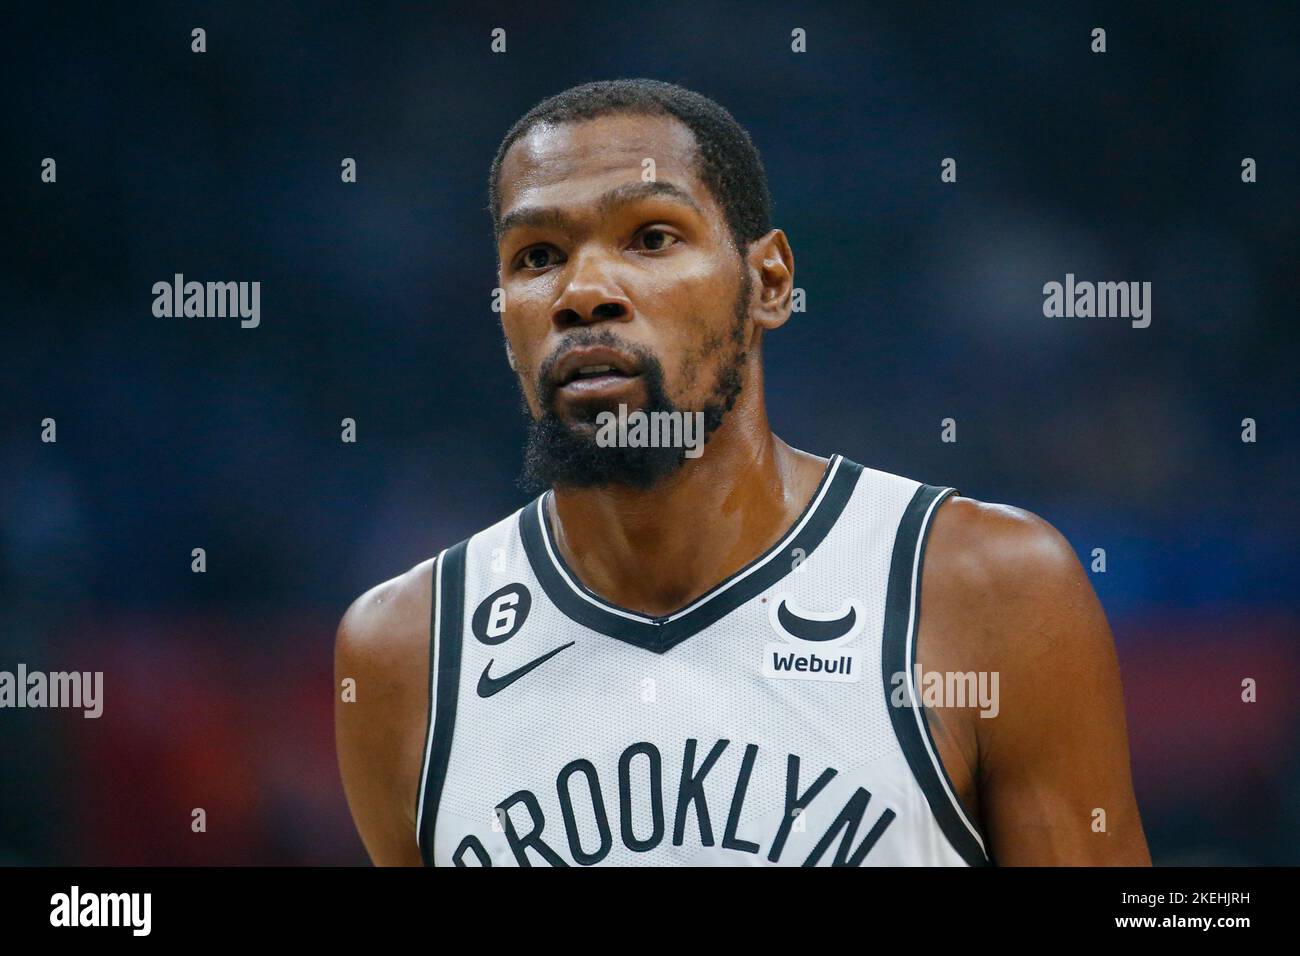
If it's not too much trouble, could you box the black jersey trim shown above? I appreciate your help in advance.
[881,484,992,867]
[416,538,468,866]
[413,552,440,861]
[518,455,862,653]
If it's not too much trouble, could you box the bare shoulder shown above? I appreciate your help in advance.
[334,557,438,865]
[926,495,1093,609]
[921,494,1108,668]
[920,495,1149,864]
[926,495,1082,593]
[335,557,437,678]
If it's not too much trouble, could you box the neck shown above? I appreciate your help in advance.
[547,401,829,617]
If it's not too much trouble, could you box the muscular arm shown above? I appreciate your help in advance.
[920,497,1151,866]
[334,558,435,866]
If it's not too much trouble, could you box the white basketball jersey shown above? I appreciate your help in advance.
[416,455,991,866]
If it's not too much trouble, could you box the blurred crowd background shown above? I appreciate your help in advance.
[2,3,1296,864]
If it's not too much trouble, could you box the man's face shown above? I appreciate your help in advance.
[495,112,752,489]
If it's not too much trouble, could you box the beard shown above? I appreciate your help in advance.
[518,270,751,493]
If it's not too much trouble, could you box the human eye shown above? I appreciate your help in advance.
[632,227,682,252]
[515,245,565,271]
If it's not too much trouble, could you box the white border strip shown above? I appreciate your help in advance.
[903,489,987,855]
[537,455,844,625]
[414,548,447,851]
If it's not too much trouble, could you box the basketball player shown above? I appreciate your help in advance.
[335,79,1150,866]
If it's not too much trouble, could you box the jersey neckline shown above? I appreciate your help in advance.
[517,454,864,653]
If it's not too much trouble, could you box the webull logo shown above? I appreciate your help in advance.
[762,596,863,683]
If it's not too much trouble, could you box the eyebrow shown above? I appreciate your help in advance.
[496,180,704,241]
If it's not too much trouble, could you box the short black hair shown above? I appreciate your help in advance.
[489,79,772,254]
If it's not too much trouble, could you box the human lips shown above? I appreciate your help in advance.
[551,345,643,397]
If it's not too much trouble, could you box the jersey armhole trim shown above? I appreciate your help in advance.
[415,539,469,866]
[881,484,992,867]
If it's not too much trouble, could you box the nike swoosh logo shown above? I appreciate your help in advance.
[477,642,575,698]
[776,600,857,642]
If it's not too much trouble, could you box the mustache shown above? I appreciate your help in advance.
[535,329,661,407]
